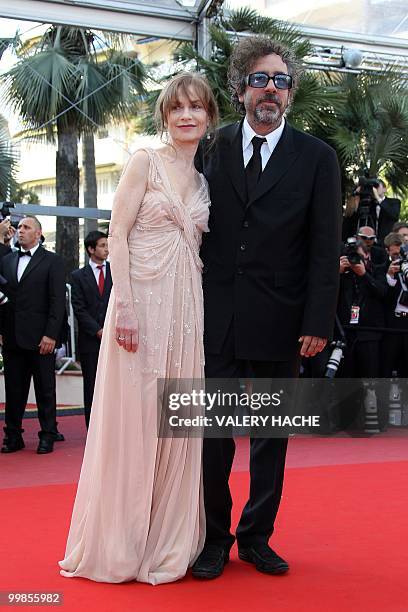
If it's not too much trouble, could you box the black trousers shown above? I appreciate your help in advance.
[203,322,300,551]
[381,316,408,378]
[79,351,100,429]
[3,348,58,441]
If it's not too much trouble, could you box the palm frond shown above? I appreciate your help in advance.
[221,7,260,31]
[0,115,17,199]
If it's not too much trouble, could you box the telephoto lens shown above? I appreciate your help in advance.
[324,341,346,378]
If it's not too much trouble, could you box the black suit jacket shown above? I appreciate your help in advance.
[0,244,12,259]
[70,262,112,354]
[337,264,387,341]
[197,121,342,361]
[383,268,407,325]
[0,246,66,350]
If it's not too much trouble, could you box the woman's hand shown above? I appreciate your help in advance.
[115,306,139,353]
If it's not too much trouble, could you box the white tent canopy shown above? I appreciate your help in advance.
[0,0,204,40]
[1,0,407,67]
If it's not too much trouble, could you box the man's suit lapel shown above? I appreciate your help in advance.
[246,123,299,210]
[18,246,46,283]
[223,121,247,207]
[104,262,112,298]
[84,264,100,297]
[9,251,19,285]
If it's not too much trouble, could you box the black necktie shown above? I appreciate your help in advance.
[18,250,31,257]
[246,136,266,198]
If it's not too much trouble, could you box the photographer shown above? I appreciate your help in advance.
[356,226,387,266]
[342,178,401,245]
[337,236,387,428]
[381,232,408,378]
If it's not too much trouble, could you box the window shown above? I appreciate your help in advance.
[97,177,110,194]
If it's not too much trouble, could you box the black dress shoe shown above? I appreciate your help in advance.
[238,544,289,574]
[191,544,229,579]
[1,438,25,453]
[37,438,54,454]
[55,432,65,442]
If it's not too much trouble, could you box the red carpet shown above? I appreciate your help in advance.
[1,461,407,611]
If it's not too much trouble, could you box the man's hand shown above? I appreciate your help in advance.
[339,256,350,274]
[298,336,327,358]
[96,328,103,340]
[388,260,400,278]
[372,186,382,203]
[350,261,366,276]
[38,335,56,355]
[0,219,11,244]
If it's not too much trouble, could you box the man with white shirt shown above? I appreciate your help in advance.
[0,216,66,454]
[372,180,401,245]
[70,231,112,428]
[194,36,342,579]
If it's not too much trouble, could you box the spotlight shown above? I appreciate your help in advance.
[341,47,364,69]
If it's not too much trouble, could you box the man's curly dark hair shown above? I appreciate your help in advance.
[228,36,301,114]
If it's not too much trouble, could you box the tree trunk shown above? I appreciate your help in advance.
[82,131,98,239]
[55,122,79,277]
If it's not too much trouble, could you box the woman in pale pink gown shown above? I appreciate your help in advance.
[59,73,218,585]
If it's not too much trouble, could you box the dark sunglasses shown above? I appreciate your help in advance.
[358,234,376,240]
[246,72,293,90]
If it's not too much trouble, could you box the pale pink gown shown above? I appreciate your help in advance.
[59,148,209,585]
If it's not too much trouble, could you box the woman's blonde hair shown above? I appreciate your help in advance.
[155,72,219,140]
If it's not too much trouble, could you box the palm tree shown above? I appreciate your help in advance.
[318,71,408,198]
[0,38,18,201]
[0,115,17,201]
[2,26,147,273]
[82,131,98,237]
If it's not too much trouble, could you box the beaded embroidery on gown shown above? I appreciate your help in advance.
[59,148,209,585]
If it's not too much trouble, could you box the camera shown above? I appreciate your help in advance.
[0,201,15,221]
[399,243,408,283]
[352,177,379,209]
[0,201,20,231]
[352,177,380,230]
[343,237,363,265]
[325,340,346,378]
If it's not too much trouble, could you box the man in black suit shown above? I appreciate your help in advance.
[193,37,341,579]
[337,240,387,429]
[71,231,112,428]
[356,226,387,266]
[0,216,66,454]
[373,180,401,245]
[343,180,401,245]
[382,232,408,379]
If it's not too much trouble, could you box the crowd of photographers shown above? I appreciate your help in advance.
[303,178,408,431]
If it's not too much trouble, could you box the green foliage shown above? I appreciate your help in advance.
[313,71,408,197]
[0,115,17,199]
[2,26,147,139]
[9,184,40,204]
